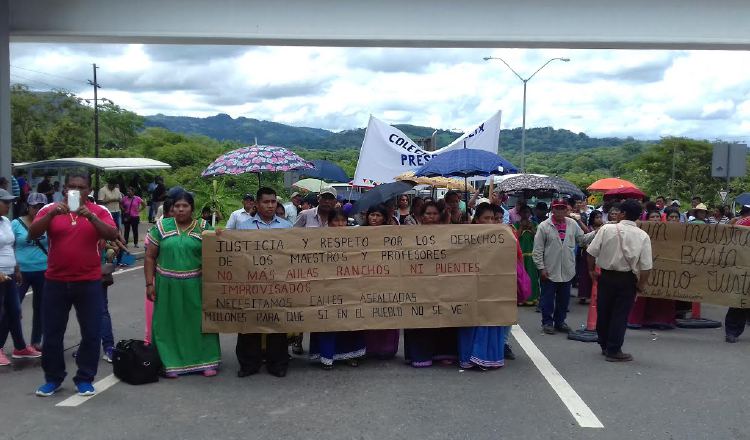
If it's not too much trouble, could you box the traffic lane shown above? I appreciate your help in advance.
[7,341,589,440]
[4,271,594,440]
[0,268,141,410]
[517,299,749,440]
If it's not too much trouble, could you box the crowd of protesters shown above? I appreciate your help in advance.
[1,172,748,398]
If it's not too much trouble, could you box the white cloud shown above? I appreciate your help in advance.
[8,44,750,142]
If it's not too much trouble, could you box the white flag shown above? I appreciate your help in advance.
[352,116,435,186]
[352,111,503,186]
[437,110,502,154]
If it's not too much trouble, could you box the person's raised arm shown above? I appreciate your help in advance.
[78,205,118,240]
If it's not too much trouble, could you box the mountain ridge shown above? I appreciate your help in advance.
[144,113,652,152]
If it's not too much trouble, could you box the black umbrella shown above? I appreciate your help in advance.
[547,176,585,199]
[352,181,415,213]
[496,174,557,194]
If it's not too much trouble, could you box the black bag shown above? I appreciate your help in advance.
[113,339,162,385]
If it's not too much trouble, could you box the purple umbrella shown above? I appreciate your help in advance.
[202,145,313,181]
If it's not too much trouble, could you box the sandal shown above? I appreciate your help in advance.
[202,369,217,377]
[347,359,359,368]
[321,364,334,371]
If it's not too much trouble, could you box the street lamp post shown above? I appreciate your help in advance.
[483,56,570,173]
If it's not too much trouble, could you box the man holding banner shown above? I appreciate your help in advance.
[235,187,293,378]
[586,200,652,362]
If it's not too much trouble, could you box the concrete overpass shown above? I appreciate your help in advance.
[3,0,750,181]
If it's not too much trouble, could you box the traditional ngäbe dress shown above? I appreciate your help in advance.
[309,331,366,366]
[403,328,458,367]
[148,218,221,375]
[514,221,540,305]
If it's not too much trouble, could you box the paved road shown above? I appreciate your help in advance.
[1,265,748,440]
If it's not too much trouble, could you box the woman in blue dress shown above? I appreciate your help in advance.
[457,203,506,370]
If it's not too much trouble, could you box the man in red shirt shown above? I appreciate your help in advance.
[29,173,117,397]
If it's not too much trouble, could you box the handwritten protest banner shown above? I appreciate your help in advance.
[640,222,750,308]
[202,224,517,333]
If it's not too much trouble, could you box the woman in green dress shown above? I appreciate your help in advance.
[144,190,220,377]
[513,204,540,306]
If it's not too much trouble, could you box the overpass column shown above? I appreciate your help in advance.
[0,0,10,185]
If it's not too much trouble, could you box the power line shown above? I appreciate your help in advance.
[9,73,70,91]
[10,65,89,85]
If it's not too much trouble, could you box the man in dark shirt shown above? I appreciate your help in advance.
[37,176,53,203]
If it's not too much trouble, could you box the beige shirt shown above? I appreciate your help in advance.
[586,220,653,277]
[99,186,122,213]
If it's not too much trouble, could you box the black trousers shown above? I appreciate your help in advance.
[235,333,288,374]
[597,270,637,355]
[725,308,750,338]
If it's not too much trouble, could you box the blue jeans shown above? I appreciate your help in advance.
[101,287,114,350]
[42,279,103,385]
[111,211,121,230]
[540,280,572,327]
[19,270,46,346]
[0,278,27,350]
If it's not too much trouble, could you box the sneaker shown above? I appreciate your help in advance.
[726,335,739,343]
[12,346,42,359]
[0,350,10,366]
[36,382,62,397]
[542,325,556,335]
[555,323,572,333]
[102,347,114,363]
[76,381,96,396]
[504,344,516,360]
[605,352,634,362]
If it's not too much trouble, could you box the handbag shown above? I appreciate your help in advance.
[113,339,162,385]
[121,197,135,224]
[516,259,532,303]
[101,263,115,287]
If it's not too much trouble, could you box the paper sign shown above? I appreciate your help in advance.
[202,224,518,333]
[640,221,750,308]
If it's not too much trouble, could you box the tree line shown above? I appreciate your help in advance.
[10,85,750,215]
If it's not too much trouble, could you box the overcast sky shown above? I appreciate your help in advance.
[9,43,750,141]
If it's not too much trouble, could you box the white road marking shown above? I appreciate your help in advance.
[25,264,143,296]
[511,324,604,429]
[56,374,120,407]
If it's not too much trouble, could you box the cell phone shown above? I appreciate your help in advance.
[68,190,81,211]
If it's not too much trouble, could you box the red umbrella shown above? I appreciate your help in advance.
[587,177,637,191]
[604,187,646,200]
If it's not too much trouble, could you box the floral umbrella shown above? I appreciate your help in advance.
[292,178,334,193]
[202,145,313,178]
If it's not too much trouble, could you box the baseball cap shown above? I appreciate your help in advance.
[243,193,255,201]
[694,203,708,211]
[0,189,16,202]
[26,192,47,206]
[551,199,568,208]
[290,191,301,199]
[319,188,337,198]
[670,199,681,207]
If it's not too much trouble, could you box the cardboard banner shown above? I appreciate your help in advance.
[351,112,502,186]
[640,222,750,308]
[202,224,518,333]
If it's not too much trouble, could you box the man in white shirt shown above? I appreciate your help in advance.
[587,199,653,362]
[98,182,123,230]
[225,194,256,230]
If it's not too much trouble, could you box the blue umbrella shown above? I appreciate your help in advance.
[735,193,750,206]
[301,160,349,182]
[414,148,517,178]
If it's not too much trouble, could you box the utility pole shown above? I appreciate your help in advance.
[88,64,101,195]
